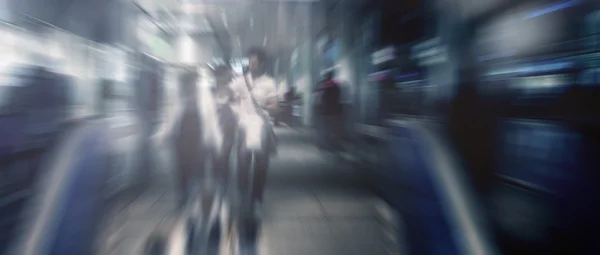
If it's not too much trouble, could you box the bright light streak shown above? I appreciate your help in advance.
[0,31,17,73]
[178,36,195,64]
[182,3,205,14]
[221,12,228,28]
[49,40,64,60]
[523,0,580,19]
[115,62,127,82]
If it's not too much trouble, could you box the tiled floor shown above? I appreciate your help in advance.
[95,128,402,255]
[94,186,180,255]
[256,129,401,255]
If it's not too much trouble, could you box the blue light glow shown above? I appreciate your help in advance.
[523,0,580,19]
[395,72,420,80]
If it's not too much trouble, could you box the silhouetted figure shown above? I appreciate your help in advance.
[174,70,203,208]
[315,70,343,151]
[281,87,297,125]
[448,65,495,196]
[230,46,277,216]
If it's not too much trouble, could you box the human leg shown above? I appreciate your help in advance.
[177,163,192,209]
[251,152,269,202]
[215,135,234,191]
[237,129,252,199]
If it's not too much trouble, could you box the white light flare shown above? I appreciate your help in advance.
[178,36,195,64]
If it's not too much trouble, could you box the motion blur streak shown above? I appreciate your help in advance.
[1,0,599,255]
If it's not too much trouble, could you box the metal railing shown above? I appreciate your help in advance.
[8,119,110,255]
[353,118,500,255]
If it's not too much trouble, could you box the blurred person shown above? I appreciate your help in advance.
[230,46,277,217]
[211,65,236,191]
[314,70,343,152]
[277,86,297,126]
[448,65,495,196]
[134,55,165,187]
[174,69,204,209]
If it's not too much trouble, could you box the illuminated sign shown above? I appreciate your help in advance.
[395,72,420,80]
[411,37,447,66]
[487,61,574,76]
[371,46,395,65]
[412,37,440,53]
[367,69,394,82]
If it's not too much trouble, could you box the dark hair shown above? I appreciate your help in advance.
[247,46,268,64]
[325,69,336,80]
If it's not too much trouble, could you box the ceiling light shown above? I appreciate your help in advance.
[182,3,206,14]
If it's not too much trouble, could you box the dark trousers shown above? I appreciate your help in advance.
[236,128,270,202]
[237,150,269,202]
[176,157,204,208]
[175,108,203,205]
[213,129,235,190]
[318,114,343,150]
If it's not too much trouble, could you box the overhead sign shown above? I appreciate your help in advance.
[371,46,395,65]
[486,61,574,76]
[411,37,447,66]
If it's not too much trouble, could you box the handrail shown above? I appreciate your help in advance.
[375,118,499,255]
[410,120,499,255]
[7,119,109,255]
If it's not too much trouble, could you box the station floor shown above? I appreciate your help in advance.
[95,127,403,255]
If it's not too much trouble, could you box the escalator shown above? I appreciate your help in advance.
[0,65,65,254]
[8,119,110,255]
[0,65,111,255]
[354,118,499,255]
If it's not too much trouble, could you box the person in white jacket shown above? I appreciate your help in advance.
[229,47,277,216]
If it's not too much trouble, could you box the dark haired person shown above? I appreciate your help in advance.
[315,69,343,151]
[174,70,203,209]
[277,86,297,126]
[229,47,277,218]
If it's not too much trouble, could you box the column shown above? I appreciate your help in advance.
[304,4,315,127]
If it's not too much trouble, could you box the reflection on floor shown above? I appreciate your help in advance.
[95,128,402,255]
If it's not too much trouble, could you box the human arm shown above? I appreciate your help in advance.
[264,79,278,111]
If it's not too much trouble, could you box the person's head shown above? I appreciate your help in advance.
[325,69,336,81]
[247,46,267,76]
[213,65,233,87]
[179,69,199,100]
